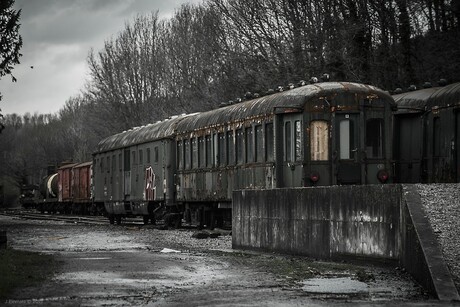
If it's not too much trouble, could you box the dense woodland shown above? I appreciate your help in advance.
[1,0,460,205]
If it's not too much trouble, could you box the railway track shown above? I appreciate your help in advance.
[0,209,146,226]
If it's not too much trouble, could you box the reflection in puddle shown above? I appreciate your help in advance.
[302,277,369,294]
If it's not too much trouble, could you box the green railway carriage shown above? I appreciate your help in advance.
[92,115,194,224]
[393,82,460,183]
[93,82,395,227]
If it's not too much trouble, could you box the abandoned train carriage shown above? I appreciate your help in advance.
[174,82,395,227]
[93,81,395,227]
[393,82,460,183]
[92,115,195,225]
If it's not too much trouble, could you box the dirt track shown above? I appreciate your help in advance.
[0,214,433,306]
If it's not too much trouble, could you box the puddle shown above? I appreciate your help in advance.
[302,277,369,294]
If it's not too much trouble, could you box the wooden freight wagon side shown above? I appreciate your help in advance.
[72,162,95,214]
[57,162,78,213]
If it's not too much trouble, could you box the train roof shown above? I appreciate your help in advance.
[392,82,460,113]
[175,82,392,133]
[94,113,198,153]
[427,82,460,108]
[94,82,391,154]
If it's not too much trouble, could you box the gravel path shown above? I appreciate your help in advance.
[416,183,460,292]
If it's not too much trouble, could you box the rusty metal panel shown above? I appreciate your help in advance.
[57,163,77,202]
[72,162,92,203]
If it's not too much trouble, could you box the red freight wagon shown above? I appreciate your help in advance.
[57,162,78,213]
[72,161,93,214]
[58,163,77,203]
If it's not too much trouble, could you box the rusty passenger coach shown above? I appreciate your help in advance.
[93,82,395,227]
[393,82,460,183]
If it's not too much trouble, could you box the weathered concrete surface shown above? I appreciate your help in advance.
[233,184,460,301]
[233,185,401,261]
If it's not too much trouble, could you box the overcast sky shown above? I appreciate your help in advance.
[0,0,203,116]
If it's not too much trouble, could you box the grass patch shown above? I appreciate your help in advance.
[0,248,56,300]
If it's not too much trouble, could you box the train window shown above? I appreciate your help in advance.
[366,118,384,158]
[339,120,355,159]
[139,149,143,165]
[218,133,225,166]
[178,141,183,169]
[132,151,136,165]
[192,138,198,169]
[154,146,159,163]
[236,129,244,164]
[124,149,130,171]
[246,127,254,162]
[295,120,302,161]
[255,125,263,162]
[107,156,110,173]
[227,130,235,165]
[213,134,218,166]
[206,135,212,167]
[185,139,191,169]
[310,120,329,161]
[433,117,441,157]
[119,154,122,171]
[147,148,151,164]
[266,123,274,162]
[198,137,205,167]
[99,158,103,173]
[285,121,292,161]
[112,155,116,172]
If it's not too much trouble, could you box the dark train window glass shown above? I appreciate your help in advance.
[212,134,218,166]
[112,155,116,172]
[132,151,136,165]
[218,133,225,166]
[366,118,384,158]
[266,123,274,162]
[246,127,254,162]
[310,120,329,161]
[118,154,122,171]
[106,156,110,173]
[184,139,191,169]
[295,120,302,161]
[236,129,244,164]
[154,146,159,163]
[339,119,355,159]
[177,141,183,169]
[255,125,263,162]
[227,130,235,165]
[139,149,143,165]
[434,117,441,157]
[147,148,151,164]
[191,138,198,169]
[206,135,212,167]
[124,149,130,171]
[198,137,205,167]
[285,121,292,161]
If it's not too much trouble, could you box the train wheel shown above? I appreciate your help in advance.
[150,215,156,225]
[109,215,115,224]
[143,216,149,225]
[116,215,122,225]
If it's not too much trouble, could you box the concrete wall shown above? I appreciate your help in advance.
[232,184,459,300]
[233,185,401,261]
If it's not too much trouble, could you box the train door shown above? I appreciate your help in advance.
[394,114,423,182]
[123,149,131,199]
[281,114,304,187]
[335,113,362,184]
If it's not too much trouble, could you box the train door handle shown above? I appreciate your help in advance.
[351,148,359,162]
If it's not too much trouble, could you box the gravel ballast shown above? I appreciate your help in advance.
[416,183,460,292]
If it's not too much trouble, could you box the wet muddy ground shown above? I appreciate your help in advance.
[0,215,436,306]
